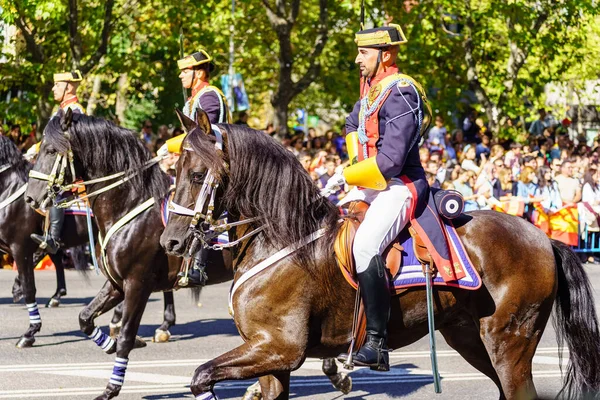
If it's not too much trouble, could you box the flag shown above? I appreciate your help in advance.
[492,199,525,216]
[532,203,579,246]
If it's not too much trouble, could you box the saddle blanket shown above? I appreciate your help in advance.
[161,192,229,246]
[340,221,481,293]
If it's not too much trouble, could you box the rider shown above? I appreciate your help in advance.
[333,25,452,371]
[30,71,85,254]
[174,50,231,285]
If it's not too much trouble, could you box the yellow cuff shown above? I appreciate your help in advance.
[343,157,387,190]
[166,133,186,153]
[346,131,360,165]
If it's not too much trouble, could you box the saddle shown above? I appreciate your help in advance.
[334,201,435,290]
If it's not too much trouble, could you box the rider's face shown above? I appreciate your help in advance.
[355,46,395,78]
[52,82,68,102]
[355,48,380,78]
[179,68,194,89]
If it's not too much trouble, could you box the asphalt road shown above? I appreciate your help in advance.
[0,265,598,400]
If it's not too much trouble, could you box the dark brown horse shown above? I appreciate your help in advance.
[0,135,177,348]
[161,111,600,400]
[24,111,232,400]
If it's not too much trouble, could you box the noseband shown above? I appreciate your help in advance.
[167,125,263,254]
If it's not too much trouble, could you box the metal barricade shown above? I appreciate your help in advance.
[572,222,600,253]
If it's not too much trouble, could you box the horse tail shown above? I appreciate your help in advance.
[551,239,600,398]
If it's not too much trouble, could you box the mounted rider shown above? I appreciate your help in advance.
[30,70,85,254]
[333,25,453,371]
[169,50,231,286]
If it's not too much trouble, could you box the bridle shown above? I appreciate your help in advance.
[28,130,163,209]
[167,124,264,256]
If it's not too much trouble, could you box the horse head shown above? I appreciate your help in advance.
[25,108,79,209]
[161,109,228,257]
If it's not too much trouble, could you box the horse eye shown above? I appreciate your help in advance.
[191,172,205,183]
[47,148,57,155]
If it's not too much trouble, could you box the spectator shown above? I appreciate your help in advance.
[453,168,479,211]
[462,110,480,143]
[582,166,600,210]
[140,120,154,146]
[514,166,540,219]
[529,108,548,137]
[555,160,582,204]
[476,134,491,161]
[8,125,28,151]
[535,166,562,213]
[317,155,345,203]
[427,115,447,147]
[460,144,482,175]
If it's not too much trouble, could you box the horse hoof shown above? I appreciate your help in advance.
[331,372,352,394]
[46,298,60,308]
[152,329,171,343]
[16,336,35,348]
[133,335,147,349]
[242,381,262,400]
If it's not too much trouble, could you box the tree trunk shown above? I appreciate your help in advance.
[86,74,103,116]
[272,102,289,136]
[115,73,129,125]
[36,82,54,139]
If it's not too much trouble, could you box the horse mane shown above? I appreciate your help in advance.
[188,125,339,269]
[0,135,32,182]
[44,116,170,201]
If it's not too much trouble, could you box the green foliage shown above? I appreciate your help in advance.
[1,0,599,137]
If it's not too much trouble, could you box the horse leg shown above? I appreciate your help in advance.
[439,317,504,399]
[189,340,304,399]
[479,305,550,399]
[109,303,123,338]
[258,372,291,400]
[79,280,124,354]
[15,252,41,348]
[93,280,152,400]
[153,291,175,343]
[12,275,23,303]
[47,251,67,308]
[321,358,352,394]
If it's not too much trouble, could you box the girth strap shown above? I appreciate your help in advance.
[98,197,155,283]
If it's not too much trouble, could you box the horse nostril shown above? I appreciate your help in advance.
[24,196,34,205]
[165,239,181,253]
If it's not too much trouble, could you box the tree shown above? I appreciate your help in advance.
[383,0,600,135]
[0,0,117,132]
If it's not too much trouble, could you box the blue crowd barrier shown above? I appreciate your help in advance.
[572,223,600,253]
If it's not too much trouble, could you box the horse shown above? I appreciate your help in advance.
[0,135,176,347]
[160,110,600,400]
[24,109,234,400]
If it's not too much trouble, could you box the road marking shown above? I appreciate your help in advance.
[0,370,566,399]
[0,347,567,373]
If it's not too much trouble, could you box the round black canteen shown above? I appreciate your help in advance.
[434,189,464,219]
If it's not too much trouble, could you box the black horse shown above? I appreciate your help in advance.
[25,110,232,400]
[0,135,175,348]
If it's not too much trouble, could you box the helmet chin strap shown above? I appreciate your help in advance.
[59,83,68,103]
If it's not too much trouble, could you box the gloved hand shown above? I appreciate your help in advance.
[24,143,39,161]
[324,172,346,192]
[157,143,169,158]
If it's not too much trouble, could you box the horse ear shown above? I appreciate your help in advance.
[61,108,73,132]
[175,109,196,133]
[195,110,212,136]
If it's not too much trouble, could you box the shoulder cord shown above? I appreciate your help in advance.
[189,87,226,123]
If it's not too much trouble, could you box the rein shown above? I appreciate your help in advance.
[0,164,11,174]
[28,147,163,209]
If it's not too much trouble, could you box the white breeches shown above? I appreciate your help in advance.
[340,178,413,274]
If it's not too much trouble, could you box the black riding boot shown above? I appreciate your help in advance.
[30,207,64,255]
[338,255,390,371]
[178,248,209,286]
